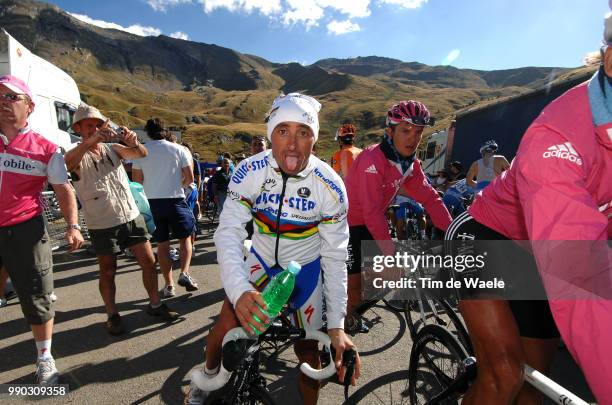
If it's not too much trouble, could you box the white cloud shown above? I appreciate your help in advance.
[327,19,361,35]
[281,0,370,27]
[146,0,192,12]
[442,49,461,65]
[200,0,238,13]
[125,25,163,37]
[198,0,282,15]
[377,0,428,9]
[69,13,162,36]
[170,31,190,40]
[282,0,324,28]
[144,0,428,31]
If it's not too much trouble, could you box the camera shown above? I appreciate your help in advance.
[108,123,125,140]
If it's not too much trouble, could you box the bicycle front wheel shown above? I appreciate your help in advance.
[407,324,468,405]
[404,297,473,354]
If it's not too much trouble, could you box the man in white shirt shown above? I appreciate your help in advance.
[132,118,198,297]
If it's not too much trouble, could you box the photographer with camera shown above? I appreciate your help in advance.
[64,104,179,335]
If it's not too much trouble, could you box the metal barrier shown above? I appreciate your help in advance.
[41,191,90,250]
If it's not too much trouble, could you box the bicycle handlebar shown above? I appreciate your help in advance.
[192,327,337,392]
[192,328,252,392]
[298,330,337,379]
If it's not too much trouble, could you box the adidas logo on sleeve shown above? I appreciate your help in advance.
[365,164,378,174]
[542,142,583,165]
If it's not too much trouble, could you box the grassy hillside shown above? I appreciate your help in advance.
[66,53,541,161]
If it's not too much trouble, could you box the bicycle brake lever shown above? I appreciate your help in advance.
[329,346,357,384]
[343,350,356,384]
[330,346,356,400]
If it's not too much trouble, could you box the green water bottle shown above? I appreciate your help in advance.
[250,261,302,335]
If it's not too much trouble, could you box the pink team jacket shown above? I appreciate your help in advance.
[345,143,451,249]
[470,82,612,402]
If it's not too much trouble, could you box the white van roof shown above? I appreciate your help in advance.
[0,29,80,105]
[0,29,81,149]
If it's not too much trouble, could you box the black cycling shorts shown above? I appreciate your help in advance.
[346,226,380,275]
[445,211,560,339]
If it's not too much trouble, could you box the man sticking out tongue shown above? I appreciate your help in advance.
[185,92,361,405]
[265,93,321,175]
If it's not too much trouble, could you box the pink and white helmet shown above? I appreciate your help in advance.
[385,100,434,127]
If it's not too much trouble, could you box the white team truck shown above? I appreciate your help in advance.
[420,129,448,176]
[0,28,80,150]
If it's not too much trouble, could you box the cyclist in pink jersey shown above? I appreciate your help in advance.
[445,16,612,404]
[343,100,452,333]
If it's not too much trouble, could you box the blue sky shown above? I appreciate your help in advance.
[45,0,607,70]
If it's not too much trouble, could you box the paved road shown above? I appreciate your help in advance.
[0,227,596,404]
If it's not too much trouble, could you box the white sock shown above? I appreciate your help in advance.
[204,365,219,376]
[150,301,162,309]
[36,339,53,360]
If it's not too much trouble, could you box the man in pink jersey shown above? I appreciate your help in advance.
[0,75,84,384]
[444,16,612,404]
[343,100,452,333]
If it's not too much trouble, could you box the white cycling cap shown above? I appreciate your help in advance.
[265,93,321,142]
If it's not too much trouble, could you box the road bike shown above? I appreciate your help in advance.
[190,310,356,405]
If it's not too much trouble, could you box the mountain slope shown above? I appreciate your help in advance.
[0,0,280,91]
[315,57,571,90]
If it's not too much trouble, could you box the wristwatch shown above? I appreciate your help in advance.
[67,224,82,231]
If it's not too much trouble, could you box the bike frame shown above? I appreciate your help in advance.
[524,365,589,405]
[225,340,268,403]
[195,309,345,403]
[424,359,589,404]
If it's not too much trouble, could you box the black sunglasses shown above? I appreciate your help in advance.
[0,93,28,102]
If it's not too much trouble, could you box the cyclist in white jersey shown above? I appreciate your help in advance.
[466,140,511,190]
[186,93,360,405]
